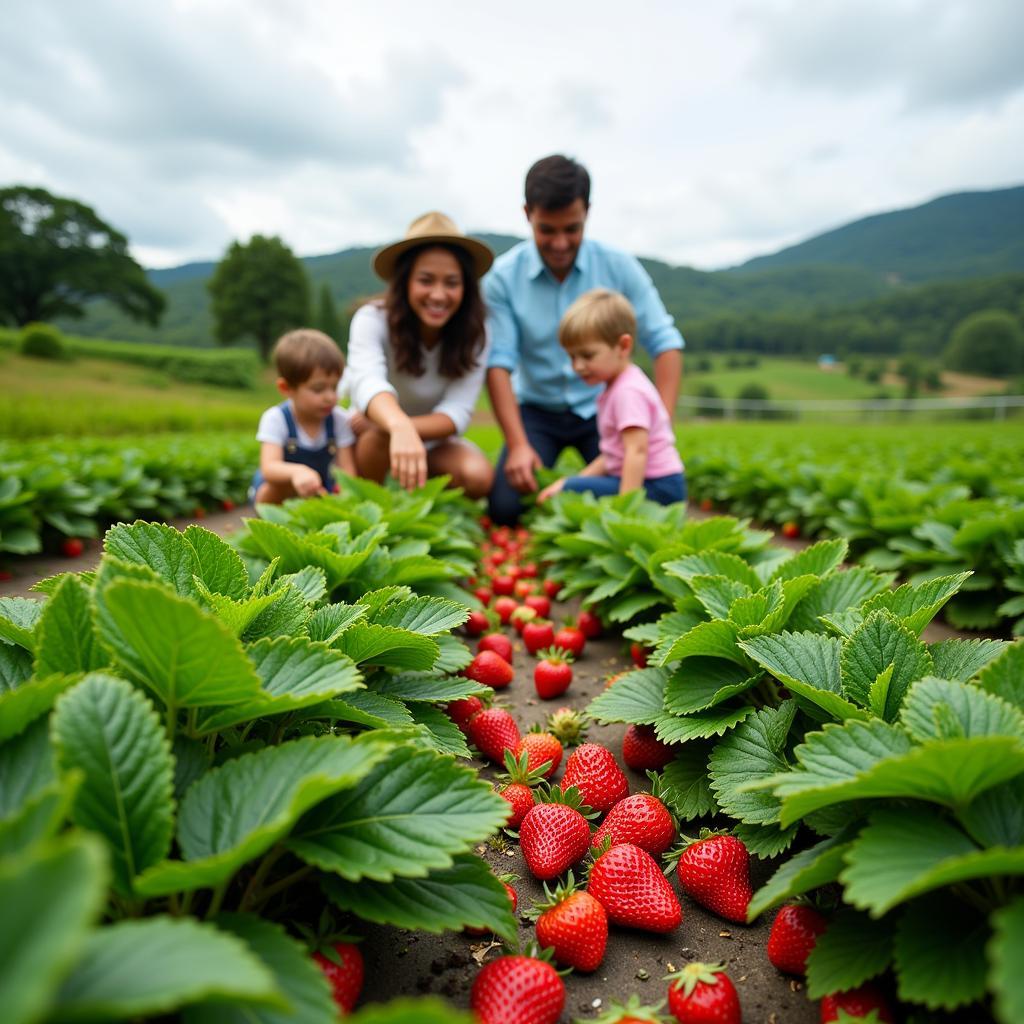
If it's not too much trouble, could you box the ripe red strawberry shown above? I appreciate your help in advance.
[524,594,551,618]
[510,605,538,634]
[674,834,752,924]
[521,561,539,579]
[519,791,592,880]
[782,520,801,539]
[622,724,676,772]
[699,497,714,512]
[546,706,588,746]
[522,619,555,655]
[467,707,521,764]
[465,610,490,636]
[489,527,511,547]
[527,874,608,973]
[514,579,535,598]
[518,730,563,777]
[479,514,492,530]
[466,650,514,689]
[665,963,740,1024]
[497,750,549,828]
[577,609,602,638]
[478,632,514,662]
[591,794,676,856]
[630,643,649,668]
[192,507,207,519]
[471,955,565,1024]
[819,983,894,1023]
[493,596,519,624]
[492,573,516,596]
[534,648,574,699]
[560,743,629,813]
[312,942,364,1015]
[553,623,585,658]
[542,578,561,599]
[767,904,828,975]
[61,537,85,558]
[474,585,493,606]
[221,498,236,511]
[588,843,682,933]
[589,995,672,1023]
[446,695,484,734]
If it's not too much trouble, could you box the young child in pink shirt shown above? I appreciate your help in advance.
[538,288,685,506]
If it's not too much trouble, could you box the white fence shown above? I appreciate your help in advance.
[679,394,1024,420]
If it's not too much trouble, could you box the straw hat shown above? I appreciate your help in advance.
[372,211,494,281]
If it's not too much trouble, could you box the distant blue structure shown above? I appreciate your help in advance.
[818,354,837,370]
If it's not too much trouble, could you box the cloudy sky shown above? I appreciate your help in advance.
[3,0,1022,271]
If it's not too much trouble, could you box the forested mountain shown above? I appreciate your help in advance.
[733,185,1024,283]
[60,186,1023,351]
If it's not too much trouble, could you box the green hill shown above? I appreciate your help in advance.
[733,185,1024,283]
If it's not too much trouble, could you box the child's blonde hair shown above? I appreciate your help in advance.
[559,288,637,348]
[272,329,345,386]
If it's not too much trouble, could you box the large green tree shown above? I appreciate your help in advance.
[945,309,1024,377]
[0,185,165,327]
[315,283,342,348]
[207,235,310,361]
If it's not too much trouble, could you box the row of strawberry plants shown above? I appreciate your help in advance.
[528,490,1024,1021]
[684,431,1024,633]
[0,433,254,556]
[0,478,515,1023]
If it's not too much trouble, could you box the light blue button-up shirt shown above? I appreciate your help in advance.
[484,237,684,419]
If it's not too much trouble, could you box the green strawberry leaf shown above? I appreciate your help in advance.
[306,603,368,643]
[318,692,415,729]
[661,619,750,667]
[653,704,753,743]
[0,643,35,692]
[976,641,1024,711]
[104,521,202,598]
[244,519,379,590]
[664,658,761,715]
[769,538,848,582]
[689,575,751,620]
[0,596,43,651]
[183,525,249,601]
[52,916,283,1019]
[587,668,667,725]
[604,589,664,623]
[0,672,79,742]
[805,908,894,999]
[899,677,1024,742]
[786,567,894,634]
[928,638,1008,683]
[0,717,57,820]
[193,582,284,639]
[370,596,468,635]
[892,894,989,1011]
[659,742,717,820]
[748,832,855,920]
[135,735,387,897]
[732,821,799,859]
[33,575,108,676]
[277,566,329,605]
[858,571,973,636]
[955,777,1024,848]
[323,853,517,941]
[0,776,80,858]
[432,634,474,674]
[407,705,472,759]
[371,673,487,703]
[0,834,108,1024]
[662,550,761,589]
[990,896,1024,1024]
[334,623,439,670]
[288,745,508,882]
[51,673,175,897]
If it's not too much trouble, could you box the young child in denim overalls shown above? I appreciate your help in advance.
[251,329,357,504]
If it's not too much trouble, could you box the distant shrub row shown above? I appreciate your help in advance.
[0,324,260,389]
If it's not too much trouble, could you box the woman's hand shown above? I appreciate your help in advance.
[348,410,371,436]
[537,477,566,504]
[291,465,327,497]
[504,442,543,493]
[389,420,428,491]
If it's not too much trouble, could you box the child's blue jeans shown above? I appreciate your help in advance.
[562,472,687,506]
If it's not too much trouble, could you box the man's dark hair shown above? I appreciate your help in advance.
[524,155,590,211]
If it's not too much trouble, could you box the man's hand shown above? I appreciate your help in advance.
[292,465,326,497]
[389,421,428,492]
[537,477,566,504]
[504,443,543,493]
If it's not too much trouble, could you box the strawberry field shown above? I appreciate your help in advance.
[2,456,1023,1023]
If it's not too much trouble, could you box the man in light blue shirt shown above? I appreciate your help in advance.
[484,154,685,524]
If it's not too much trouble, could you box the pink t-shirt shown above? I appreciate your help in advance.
[597,363,684,478]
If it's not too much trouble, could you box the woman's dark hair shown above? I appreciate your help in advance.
[525,154,591,210]
[385,243,487,379]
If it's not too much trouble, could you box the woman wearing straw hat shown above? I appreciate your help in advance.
[344,211,495,497]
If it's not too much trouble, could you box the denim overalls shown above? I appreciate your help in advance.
[250,401,338,500]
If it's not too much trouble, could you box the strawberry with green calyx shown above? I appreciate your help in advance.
[524,871,608,973]
[475,585,493,606]
[470,950,565,1024]
[466,650,514,689]
[542,577,562,599]
[577,608,602,638]
[465,608,496,637]
[560,742,629,813]
[664,963,740,1024]
[467,706,522,764]
[522,618,556,655]
[553,621,585,658]
[297,910,365,1016]
[493,595,519,624]
[446,694,488,734]
[590,786,676,857]
[478,631,514,662]
[514,578,536,599]
[585,995,672,1023]
[667,831,752,924]
[497,749,551,829]
[781,520,801,539]
[511,605,538,634]
[520,560,539,578]
[587,842,682,933]
[61,537,85,558]
[492,573,516,596]
[524,593,551,618]
[466,873,519,935]
[546,706,589,746]
[819,982,894,1023]
[518,729,563,777]
[767,902,828,975]
[622,725,676,772]
[519,785,595,880]
[533,647,574,699]
[629,642,650,668]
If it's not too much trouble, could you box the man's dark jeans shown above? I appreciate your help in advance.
[488,403,600,525]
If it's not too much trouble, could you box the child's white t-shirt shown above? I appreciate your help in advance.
[256,403,356,450]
